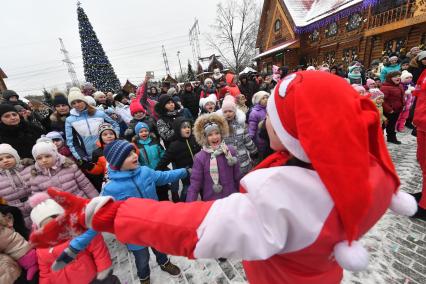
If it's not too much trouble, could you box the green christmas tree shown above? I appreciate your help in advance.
[187,61,196,81]
[77,3,121,92]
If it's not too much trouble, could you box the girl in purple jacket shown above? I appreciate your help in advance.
[248,91,270,160]
[186,113,241,202]
[28,139,98,199]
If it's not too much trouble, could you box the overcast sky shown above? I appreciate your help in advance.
[1,0,232,96]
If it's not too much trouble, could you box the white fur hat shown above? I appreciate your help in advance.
[199,94,217,109]
[0,144,20,164]
[93,91,105,100]
[252,91,270,105]
[32,139,58,160]
[29,192,64,228]
[68,90,87,105]
[204,78,214,85]
[401,70,413,81]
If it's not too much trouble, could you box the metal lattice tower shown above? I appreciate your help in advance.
[162,45,171,75]
[189,19,201,66]
[59,38,79,87]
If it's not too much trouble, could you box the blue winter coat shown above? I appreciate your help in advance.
[380,64,401,82]
[135,137,164,170]
[102,165,187,250]
[65,108,119,160]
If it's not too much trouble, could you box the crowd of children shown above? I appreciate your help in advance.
[1,46,426,283]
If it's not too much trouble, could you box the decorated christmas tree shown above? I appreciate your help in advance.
[187,61,196,81]
[77,3,121,92]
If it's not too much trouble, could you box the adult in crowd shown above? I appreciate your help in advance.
[49,92,70,134]
[180,82,199,119]
[238,73,259,108]
[380,56,401,82]
[0,104,44,159]
[1,90,29,109]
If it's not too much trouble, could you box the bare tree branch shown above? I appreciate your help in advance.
[207,0,259,73]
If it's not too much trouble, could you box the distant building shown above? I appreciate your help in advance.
[255,0,426,73]
[0,68,7,93]
[197,54,224,76]
[122,80,137,94]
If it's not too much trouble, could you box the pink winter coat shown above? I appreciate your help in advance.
[37,235,112,284]
[28,156,98,198]
[0,165,33,227]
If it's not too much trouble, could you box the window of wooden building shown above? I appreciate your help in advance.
[274,19,282,33]
[342,47,358,65]
[309,29,320,42]
[324,51,336,65]
[373,0,408,14]
[383,38,406,56]
[325,22,338,38]
[346,13,362,31]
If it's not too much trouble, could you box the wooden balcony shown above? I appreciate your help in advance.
[366,1,415,30]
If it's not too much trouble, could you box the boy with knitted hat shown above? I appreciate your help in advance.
[133,122,164,170]
[31,72,417,284]
[125,99,158,142]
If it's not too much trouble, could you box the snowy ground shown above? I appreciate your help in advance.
[106,129,426,284]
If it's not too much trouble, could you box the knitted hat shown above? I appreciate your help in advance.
[0,104,18,118]
[0,144,20,164]
[204,78,214,85]
[418,51,426,61]
[221,96,236,112]
[366,79,376,88]
[45,131,64,141]
[85,96,96,107]
[14,105,25,112]
[306,66,316,71]
[52,92,69,107]
[98,123,116,144]
[68,90,87,105]
[129,99,146,116]
[167,88,177,96]
[369,88,384,100]
[135,122,150,135]
[69,87,81,93]
[2,90,19,101]
[199,94,217,109]
[252,91,270,105]
[266,72,413,271]
[401,70,413,82]
[389,56,399,61]
[32,139,58,159]
[29,192,64,228]
[352,84,366,94]
[93,91,105,100]
[104,140,135,170]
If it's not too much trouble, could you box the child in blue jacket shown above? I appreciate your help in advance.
[53,139,188,283]
[133,122,164,170]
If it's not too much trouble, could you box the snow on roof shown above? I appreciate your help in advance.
[253,40,298,60]
[282,0,377,33]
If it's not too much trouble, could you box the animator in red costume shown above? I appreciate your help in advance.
[412,68,426,220]
[30,72,418,284]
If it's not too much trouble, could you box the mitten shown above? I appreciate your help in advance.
[17,249,39,280]
[78,159,95,171]
[52,246,79,271]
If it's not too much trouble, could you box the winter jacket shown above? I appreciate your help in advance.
[65,108,119,160]
[0,165,33,227]
[134,137,164,170]
[248,104,267,155]
[87,146,107,176]
[49,112,68,134]
[124,116,158,142]
[380,64,401,82]
[102,165,187,250]
[0,254,21,284]
[414,69,426,131]
[29,156,98,199]
[186,146,241,202]
[0,226,31,260]
[200,88,219,100]
[380,82,405,114]
[156,110,186,148]
[180,90,199,118]
[224,74,241,97]
[114,102,132,124]
[37,235,111,284]
[218,110,258,175]
[408,58,426,84]
[0,121,45,159]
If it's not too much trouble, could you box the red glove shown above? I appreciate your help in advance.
[30,188,89,248]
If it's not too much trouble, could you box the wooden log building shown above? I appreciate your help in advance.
[255,0,426,73]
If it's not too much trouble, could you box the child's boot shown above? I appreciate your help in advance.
[160,260,181,276]
[139,276,150,284]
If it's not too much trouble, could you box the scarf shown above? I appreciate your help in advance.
[166,110,179,117]
[202,142,237,193]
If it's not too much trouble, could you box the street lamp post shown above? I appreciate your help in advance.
[177,51,184,80]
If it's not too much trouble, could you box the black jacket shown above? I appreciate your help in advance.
[180,90,199,119]
[238,80,259,107]
[124,116,158,142]
[0,121,44,159]
[156,117,201,174]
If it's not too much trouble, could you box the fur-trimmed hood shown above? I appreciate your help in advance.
[215,108,246,125]
[193,113,229,146]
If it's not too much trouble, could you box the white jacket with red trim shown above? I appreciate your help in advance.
[108,155,395,284]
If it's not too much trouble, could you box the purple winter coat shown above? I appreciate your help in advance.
[0,165,33,227]
[186,146,241,202]
[248,104,267,153]
[29,156,98,199]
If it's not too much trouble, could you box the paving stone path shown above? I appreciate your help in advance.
[108,130,426,284]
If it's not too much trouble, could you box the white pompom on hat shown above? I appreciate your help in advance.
[199,94,217,109]
[401,70,413,82]
[68,90,87,106]
[0,144,20,164]
[29,192,65,228]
